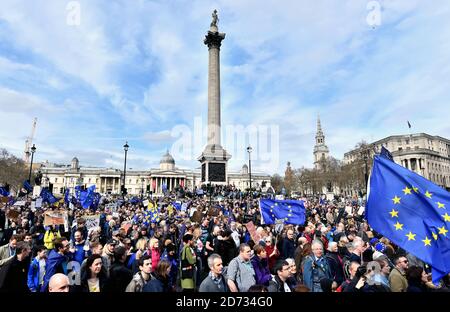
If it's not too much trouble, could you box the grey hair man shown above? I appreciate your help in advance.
[199,254,229,292]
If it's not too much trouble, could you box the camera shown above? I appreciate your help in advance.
[355,265,367,279]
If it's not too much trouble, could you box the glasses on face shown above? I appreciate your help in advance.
[401,260,409,264]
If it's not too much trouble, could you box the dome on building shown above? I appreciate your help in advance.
[160,150,175,164]
[241,164,249,174]
[71,157,79,170]
[159,150,175,170]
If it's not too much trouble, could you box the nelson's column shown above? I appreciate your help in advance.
[198,10,231,184]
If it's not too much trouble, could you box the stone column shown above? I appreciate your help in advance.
[205,28,225,147]
[112,178,116,194]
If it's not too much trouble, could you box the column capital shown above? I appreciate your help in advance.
[204,31,225,49]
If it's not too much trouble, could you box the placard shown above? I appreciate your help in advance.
[35,198,43,208]
[83,214,101,231]
[13,201,26,206]
[245,221,261,243]
[44,211,67,226]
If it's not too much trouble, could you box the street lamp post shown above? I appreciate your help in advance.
[247,145,253,197]
[363,151,369,195]
[122,142,129,198]
[28,144,36,183]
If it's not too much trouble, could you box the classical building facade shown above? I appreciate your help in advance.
[344,133,450,190]
[40,151,271,196]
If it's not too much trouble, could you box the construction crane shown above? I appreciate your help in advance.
[24,117,37,163]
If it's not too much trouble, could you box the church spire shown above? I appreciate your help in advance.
[313,114,329,170]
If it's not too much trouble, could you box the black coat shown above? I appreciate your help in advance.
[280,238,295,260]
[325,252,345,285]
[0,256,30,292]
[105,262,133,292]
[215,238,237,267]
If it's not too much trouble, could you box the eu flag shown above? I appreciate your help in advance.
[81,185,96,209]
[40,187,58,204]
[171,202,182,211]
[23,180,33,193]
[367,155,450,283]
[259,198,306,225]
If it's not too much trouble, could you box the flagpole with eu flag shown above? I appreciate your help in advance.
[259,198,306,225]
[366,149,450,284]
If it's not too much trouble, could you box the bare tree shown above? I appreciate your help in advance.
[0,148,29,193]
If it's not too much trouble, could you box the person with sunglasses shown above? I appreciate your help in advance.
[389,255,409,292]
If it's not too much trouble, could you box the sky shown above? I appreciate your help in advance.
[1,0,450,175]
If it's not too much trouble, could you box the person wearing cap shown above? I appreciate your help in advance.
[102,239,118,274]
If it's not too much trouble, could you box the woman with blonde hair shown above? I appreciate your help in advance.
[147,237,161,272]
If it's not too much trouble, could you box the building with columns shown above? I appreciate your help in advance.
[343,133,450,190]
[40,151,271,196]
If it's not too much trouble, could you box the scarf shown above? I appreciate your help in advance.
[209,271,223,288]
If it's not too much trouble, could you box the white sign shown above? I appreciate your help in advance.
[275,195,285,200]
[35,198,43,208]
[112,212,119,218]
[358,206,365,216]
[181,203,187,212]
[143,200,149,207]
[83,215,100,231]
[345,206,353,216]
[13,201,26,206]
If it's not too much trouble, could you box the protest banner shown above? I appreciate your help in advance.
[35,198,43,208]
[13,201,26,206]
[245,221,261,243]
[44,211,67,226]
[191,210,203,223]
[83,214,101,231]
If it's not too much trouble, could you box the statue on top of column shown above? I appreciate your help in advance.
[211,9,219,27]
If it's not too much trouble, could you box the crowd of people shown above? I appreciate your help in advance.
[0,184,449,293]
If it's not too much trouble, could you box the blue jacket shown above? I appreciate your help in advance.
[27,257,44,292]
[41,250,69,292]
[73,242,87,265]
[301,255,332,292]
[160,250,178,288]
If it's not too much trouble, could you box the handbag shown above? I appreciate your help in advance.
[181,247,194,279]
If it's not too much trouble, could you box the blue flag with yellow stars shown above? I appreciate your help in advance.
[367,155,450,284]
[259,198,305,225]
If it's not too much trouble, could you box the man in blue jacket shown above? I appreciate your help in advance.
[27,245,47,292]
[41,237,72,292]
[301,240,332,292]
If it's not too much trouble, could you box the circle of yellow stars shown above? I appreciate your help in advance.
[390,185,448,247]
[270,203,294,222]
